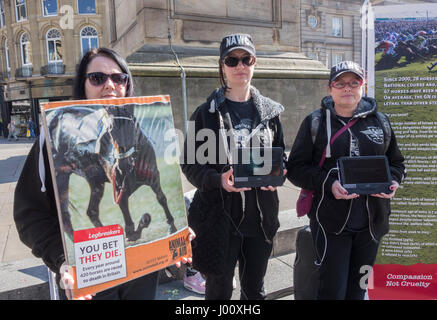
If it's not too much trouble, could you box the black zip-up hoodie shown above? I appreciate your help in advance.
[14,138,65,275]
[181,86,286,241]
[286,96,405,241]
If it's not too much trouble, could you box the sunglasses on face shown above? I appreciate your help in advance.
[331,79,363,89]
[86,72,129,86]
[223,55,256,67]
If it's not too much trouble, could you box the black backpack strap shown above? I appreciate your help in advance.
[310,109,322,144]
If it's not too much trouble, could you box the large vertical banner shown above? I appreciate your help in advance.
[367,3,437,300]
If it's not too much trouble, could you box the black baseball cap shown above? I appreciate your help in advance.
[330,61,365,83]
[219,34,256,60]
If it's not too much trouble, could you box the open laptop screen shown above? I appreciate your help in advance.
[342,157,390,184]
[232,147,285,187]
[338,156,392,194]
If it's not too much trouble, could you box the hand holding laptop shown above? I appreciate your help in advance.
[221,167,287,192]
[221,167,252,192]
[332,179,399,200]
[331,180,359,200]
[259,169,287,192]
[370,180,399,199]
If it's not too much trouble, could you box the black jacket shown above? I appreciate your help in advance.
[13,138,65,275]
[286,96,405,241]
[181,86,286,241]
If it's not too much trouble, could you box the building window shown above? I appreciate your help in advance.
[332,52,344,67]
[0,0,5,28]
[332,17,343,37]
[42,0,58,16]
[78,0,96,15]
[80,26,98,56]
[4,38,10,73]
[15,0,27,22]
[20,33,32,66]
[46,29,62,62]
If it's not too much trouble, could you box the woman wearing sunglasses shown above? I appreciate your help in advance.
[181,34,286,300]
[14,48,162,300]
[286,61,405,299]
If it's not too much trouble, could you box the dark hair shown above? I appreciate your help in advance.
[73,47,134,100]
[218,58,229,91]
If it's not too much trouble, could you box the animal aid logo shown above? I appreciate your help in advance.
[73,225,127,289]
[168,236,187,260]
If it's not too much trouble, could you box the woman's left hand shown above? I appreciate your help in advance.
[60,262,95,300]
[371,180,399,199]
[260,169,287,192]
[175,227,195,268]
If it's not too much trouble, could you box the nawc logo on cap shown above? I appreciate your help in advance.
[330,60,364,82]
[220,33,255,59]
[334,61,360,73]
[224,34,253,48]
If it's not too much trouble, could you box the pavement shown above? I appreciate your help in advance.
[0,137,306,300]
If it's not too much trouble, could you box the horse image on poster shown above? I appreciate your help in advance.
[46,104,177,241]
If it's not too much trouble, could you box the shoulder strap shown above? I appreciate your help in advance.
[218,111,233,164]
[318,118,358,167]
[310,109,322,144]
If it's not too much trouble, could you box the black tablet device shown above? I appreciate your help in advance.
[337,155,392,195]
[231,147,285,188]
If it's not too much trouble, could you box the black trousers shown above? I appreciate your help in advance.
[311,220,379,300]
[205,233,273,300]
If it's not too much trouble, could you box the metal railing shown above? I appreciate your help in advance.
[15,65,33,78]
[41,62,65,75]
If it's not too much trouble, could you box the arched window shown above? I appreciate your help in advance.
[20,32,31,66]
[80,26,98,56]
[46,28,62,62]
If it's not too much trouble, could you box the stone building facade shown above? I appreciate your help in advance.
[300,0,363,68]
[106,0,329,147]
[2,0,436,139]
[108,0,301,58]
[0,0,108,136]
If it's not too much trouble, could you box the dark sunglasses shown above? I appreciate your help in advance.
[86,72,128,86]
[223,55,256,67]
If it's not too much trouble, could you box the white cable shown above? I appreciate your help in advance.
[39,126,47,192]
[314,167,338,267]
[325,109,332,158]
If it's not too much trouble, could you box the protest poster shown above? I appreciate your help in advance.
[40,96,191,299]
[365,3,437,299]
